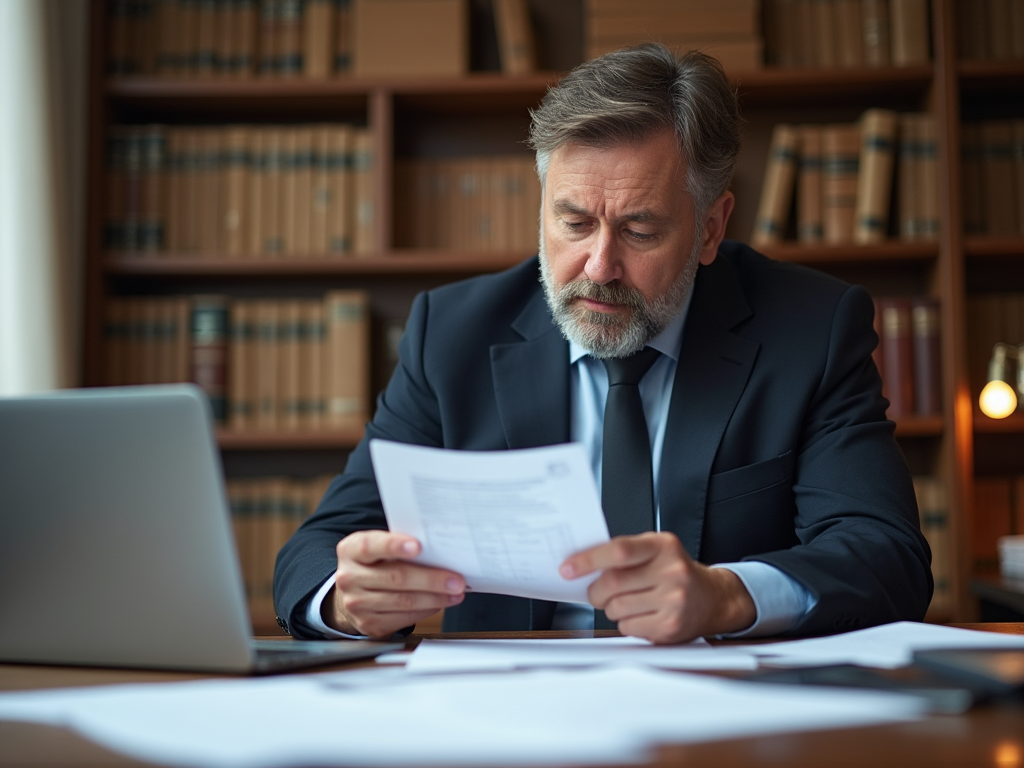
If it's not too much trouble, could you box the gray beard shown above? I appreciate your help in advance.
[538,230,703,360]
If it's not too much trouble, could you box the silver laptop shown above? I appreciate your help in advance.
[0,384,402,674]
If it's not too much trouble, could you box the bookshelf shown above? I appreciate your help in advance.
[82,0,1024,630]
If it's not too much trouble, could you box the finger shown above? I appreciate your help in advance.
[338,530,423,565]
[559,534,659,579]
[598,584,668,622]
[341,585,465,617]
[587,565,656,610]
[337,560,465,597]
[346,596,464,640]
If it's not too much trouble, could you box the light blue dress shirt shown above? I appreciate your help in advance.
[308,287,816,639]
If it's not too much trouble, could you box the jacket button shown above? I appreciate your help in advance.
[276,615,288,632]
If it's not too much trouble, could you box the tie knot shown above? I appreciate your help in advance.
[602,347,661,387]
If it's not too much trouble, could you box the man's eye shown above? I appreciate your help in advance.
[626,229,656,242]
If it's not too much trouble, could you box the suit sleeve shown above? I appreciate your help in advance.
[749,284,934,635]
[273,292,442,638]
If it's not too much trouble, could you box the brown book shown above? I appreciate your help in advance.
[854,109,898,244]
[987,0,1014,60]
[104,299,129,386]
[980,121,1017,235]
[352,128,375,256]
[255,300,280,430]
[232,0,259,76]
[229,300,256,431]
[200,128,224,252]
[303,0,336,77]
[278,0,303,76]
[862,0,892,67]
[494,0,536,74]
[1014,121,1024,235]
[108,0,132,75]
[391,158,416,248]
[1012,1,1024,58]
[123,298,143,385]
[822,123,860,244]
[326,124,353,255]
[301,300,326,430]
[180,0,201,76]
[141,299,161,385]
[586,1,759,38]
[835,0,865,67]
[956,0,987,60]
[261,128,284,256]
[309,126,331,253]
[334,0,353,74]
[489,157,513,253]
[155,299,176,383]
[913,477,951,615]
[179,128,202,251]
[195,0,218,77]
[246,128,265,255]
[795,0,818,67]
[973,476,1013,572]
[912,297,942,416]
[104,127,127,251]
[878,297,915,418]
[960,122,986,236]
[173,297,192,381]
[278,300,303,431]
[323,290,370,429]
[155,0,182,76]
[917,114,939,240]
[258,0,278,75]
[897,113,920,240]
[288,127,314,255]
[213,0,234,77]
[751,123,799,246]
[811,0,837,68]
[353,0,469,77]
[889,0,930,65]
[279,128,298,254]
[140,127,166,253]
[797,125,823,243]
[190,294,230,423]
[123,128,143,252]
[221,126,249,256]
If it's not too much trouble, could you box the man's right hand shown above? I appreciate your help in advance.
[322,530,466,638]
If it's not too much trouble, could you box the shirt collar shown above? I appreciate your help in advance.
[568,284,694,364]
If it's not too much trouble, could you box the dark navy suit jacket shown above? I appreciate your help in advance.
[274,241,933,637]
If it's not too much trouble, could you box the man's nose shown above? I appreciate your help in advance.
[583,227,623,286]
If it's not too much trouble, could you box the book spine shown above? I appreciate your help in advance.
[352,128,375,256]
[291,128,314,255]
[913,477,951,614]
[878,296,915,418]
[494,0,537,75]
[108,0,133,75]
[797,125,823,243]
[214,0,234,77]
[751,123,799,247]
[247,128,265,255]
[854,108,898,244]
[323,290,370,429]
[334,0,352,74]
[135,0,160,75]
[897,113,920,240]
[981,120,1017,235]
[174,297,192,381]
[258,0,277,75]
[104,299,128,386]
[326,124,353,256]
[835,0,865,67]
[222,127,249,256]
[309,126,330,253]
[912,297,942,416]
[917,114,939,241]
[862,0,892,67]
[232,0,259,76]
[255,300,280,430]
[195,0,217,77]
[960,122,986,235]
[190,294,231,423]
[156,299,175,383]
[812,0,837,68]
[262,128,284,256]
[303,0,336,77]
[822,123,860,244]
[889,0,930,65]
[301,300,325,430]
[987,0,1014,59]
[139,126,167,253]
[278,0,304,76]
[123,128,144,252]
[105,127,127,252]
[229,300,253,430]
[279,300,303,431]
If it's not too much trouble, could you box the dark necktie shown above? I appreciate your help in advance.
[594,346,661,630]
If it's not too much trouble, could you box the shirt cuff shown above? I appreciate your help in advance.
[304,572,371,640]
[710,561,817,638]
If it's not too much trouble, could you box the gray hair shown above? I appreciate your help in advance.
[528,44,741,216]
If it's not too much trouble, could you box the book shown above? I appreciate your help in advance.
[960,122,986,235]
[353,0,469,77]
[835,0,865,67]
[334,0,353,73]
[973,476,1013,573]
[917,114,939,240]
[232,0,259,76]
[327,124,354,255]
[493,0,536,75]
[751,123,799,247]
[912,297,942,417]
[897,113,919,240]
[878,297,915,418]
[980,121,1017,235]
[278,0,304,75]
[303,0,336,77]
[352,128,375,256]
[889,0,930,65]
[190,294,231,423]
[914,476,951,615]
[301,300,326,430]
[854,109,898,244]
[279,300,303,431]
[229,300,256,430]
[822,123,860,244]
[221,126,249,256]
[255,300,280,429]
[812,0,837,68]
[323,290,371,429]
[797,125,823,243]
[862,0,892,67]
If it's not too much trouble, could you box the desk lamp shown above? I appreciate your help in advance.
[979,343,1024,419]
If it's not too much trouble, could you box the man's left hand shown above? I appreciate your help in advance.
[559,532,757,644]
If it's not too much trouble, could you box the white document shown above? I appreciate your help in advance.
[404,636,759,673]
[737,621,1024,669]
[369,440,609,603]
[0,666,926,768]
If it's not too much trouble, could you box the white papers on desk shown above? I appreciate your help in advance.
[369,440,609,603]
[0,665,926,768]
[404,636,759,673]
[738,621,1024,669]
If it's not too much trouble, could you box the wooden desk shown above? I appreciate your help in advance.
[2,624,1022,767]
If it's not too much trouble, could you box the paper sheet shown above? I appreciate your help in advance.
[369,440,609,603]
[0,665,926,767]
[736,621,1024,668]
[404,636,759,673]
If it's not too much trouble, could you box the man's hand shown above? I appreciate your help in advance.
[322,530,465,638]
[559,532,756,644]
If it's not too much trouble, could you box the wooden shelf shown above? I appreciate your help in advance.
[732,65,933,106]
[964,236,1024,258]
[215,429,363,450]
[104,251,532,277]
[759,241,939,264]
[894,415,945,437]
[958,59,1024,87]
[973,411,1024,435]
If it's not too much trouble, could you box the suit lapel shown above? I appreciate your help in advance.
[490,287,571,449]
[660,256,760,561]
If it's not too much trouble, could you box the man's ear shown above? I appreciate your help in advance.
[698,191,735,266]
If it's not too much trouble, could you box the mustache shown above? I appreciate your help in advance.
[557,279,647,312]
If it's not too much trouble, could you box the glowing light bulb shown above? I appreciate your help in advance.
[980,380,1018,419]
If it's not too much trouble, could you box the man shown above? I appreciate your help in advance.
[274,44,932,644]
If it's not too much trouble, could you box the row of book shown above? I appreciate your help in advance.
[393,157,541,252]
[763,0,931,69]
[227,474,333,624]
[108,0,353,78]
[973,475,1024,574]
[913,475,951,615]
[103,292,372,431]
[105,124,374,257]
[962,121,1024,238]
[956,0,1024,62]
[874,296,943,419]
[752,111,938,247]
[583,0,763,72]
[966,293,1024,403]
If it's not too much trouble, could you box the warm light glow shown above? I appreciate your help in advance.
[995,741,1022,768]
[980,380,1018,419]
